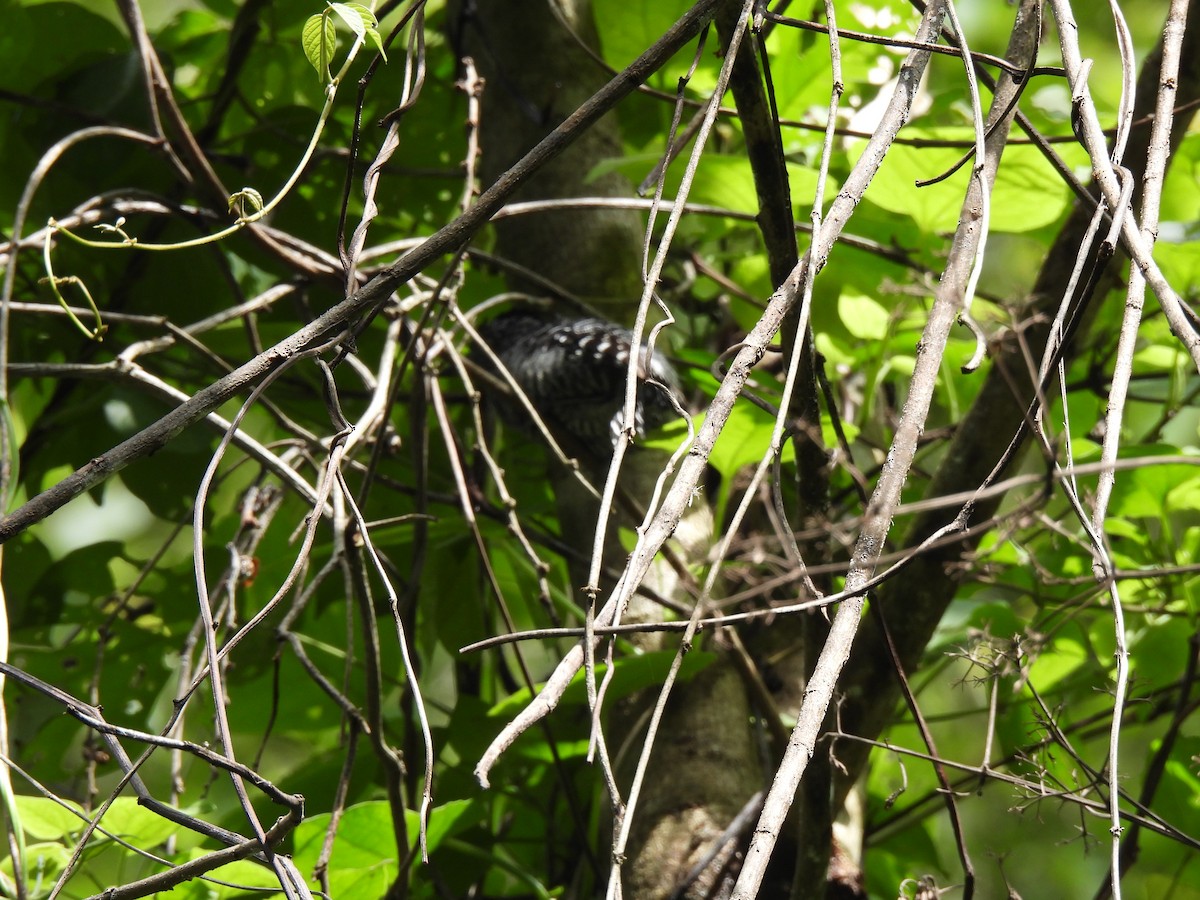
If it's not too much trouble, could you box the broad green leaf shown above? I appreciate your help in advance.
[185,854,283,897]
[1161,743,1200,810]
[302,12,337,81]
[1129,618,1193,689]
[863,821,942,898]
[1134,343,1185,370]
[0,841,72,890]
[821,413,859,448]
[93,797,182,846]
[1105,452,1200,519]
[708,403,796,482]
[1167,474,1200,516]
[838,290,890,341]
[294,799,478,895]
[410,798,477,854]
[1158,133,1200,224]
[1024,634,1088,691]
[294,802,397,897]
[855,128,1083,233]
[815,332,855,367]
[518,738,592,761]
[964,601,1023,638]
[1156,238,1200,296]
[988,143,1085,231]
[13,797,84,841]
[591,0,694,77]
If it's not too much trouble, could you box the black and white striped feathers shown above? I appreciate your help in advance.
[475,312,683,447]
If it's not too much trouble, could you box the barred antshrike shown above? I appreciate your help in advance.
[474,311,683,448]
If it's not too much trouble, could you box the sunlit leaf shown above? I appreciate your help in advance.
[302,12,337,81]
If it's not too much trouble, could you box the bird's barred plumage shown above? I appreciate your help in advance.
[475,312,683,447]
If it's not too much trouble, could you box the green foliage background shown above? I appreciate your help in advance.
[0,0,1197,898]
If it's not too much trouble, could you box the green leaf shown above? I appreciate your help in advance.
[1104,450,1200,519]
[186,854,283,897]
[1153,238,1200,297]
[1133,343,1185,370]
[227,186,264,220]
[856,128,1083,233]
[410,798,477,854]
[1160,741,1200,811]
[0,841,72,890]
[591,0,694,75]
[330,3,387,62]
[838,290,890,341]
[988,143,1084,231]
[863,821,943,898]
[707,403,797,482]
[329,3,368,41]
[364,26,388,61]
[302,12,337,81]
[13,796,85,841]
[1168,474,1200,516]
[964,601,1023,639]
[94,797,182,846]
[294,802,397,897]
[1024,633,1088,691]
[293,798,476,894]
[1158,133,1200,224]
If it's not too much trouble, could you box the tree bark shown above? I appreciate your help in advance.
[455,5,751,896]
[451,0,645,311]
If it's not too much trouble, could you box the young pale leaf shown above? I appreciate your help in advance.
[330,3,387,61]
[330,2,369,40]
[363,25,388,61]
[302,12,337,81]
[227,187,264,220]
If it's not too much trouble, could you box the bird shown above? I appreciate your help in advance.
[473,311,684,449]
